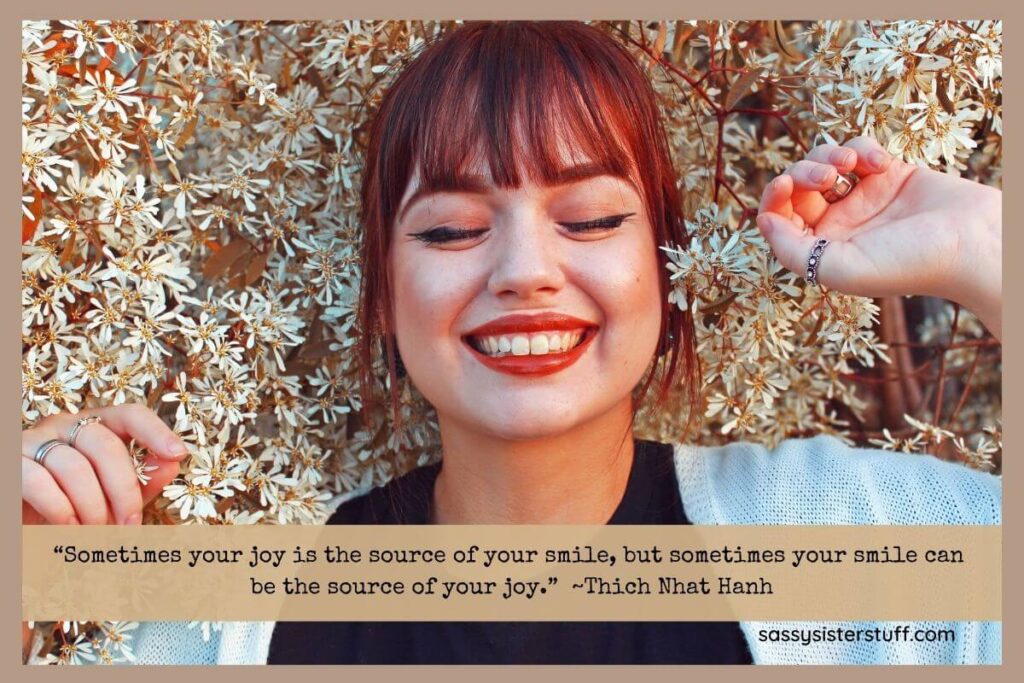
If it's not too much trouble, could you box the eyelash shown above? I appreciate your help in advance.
[410,213,636,245]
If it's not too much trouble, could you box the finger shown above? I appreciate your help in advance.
[29,406,188,462]
[756,212,817,277]
[761,147,854,215]
[784,160,840,192]
[755,210,864,291]
[758,174,794,217]
[805,144,858,173]
[841,135,893,178]
[30,445,110,525]
[89,405,188,461]
[22,459,78,525]
[140,455,182,506]
[781,161,839,229]
[760,173,829,231]
[70,423,144,526]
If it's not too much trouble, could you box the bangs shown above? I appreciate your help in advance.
[376,22,655,225]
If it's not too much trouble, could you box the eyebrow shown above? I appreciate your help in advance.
[396,162,631,225]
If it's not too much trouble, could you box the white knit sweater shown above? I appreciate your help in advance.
[105,435,1003,665]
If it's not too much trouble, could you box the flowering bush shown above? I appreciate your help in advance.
[22,19,1001,663]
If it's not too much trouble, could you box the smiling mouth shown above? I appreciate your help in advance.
[461,326,599,377]
[463,328,592,357]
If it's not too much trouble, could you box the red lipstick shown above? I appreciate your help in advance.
[462,313,599,377]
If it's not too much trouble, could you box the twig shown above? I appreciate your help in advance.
[933,304,960,424]
[948,346,983,424]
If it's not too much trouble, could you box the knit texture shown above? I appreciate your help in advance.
[111,435,1001,665]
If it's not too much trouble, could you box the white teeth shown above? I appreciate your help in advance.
[469,329,589,358]
[511,336,530,356]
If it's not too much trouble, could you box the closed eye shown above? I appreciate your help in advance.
[559,212,635,233]
[409,226,489,245]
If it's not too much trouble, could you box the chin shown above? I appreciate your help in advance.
[455,399,602,442]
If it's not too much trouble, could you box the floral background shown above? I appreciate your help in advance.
[22,19,1001,663]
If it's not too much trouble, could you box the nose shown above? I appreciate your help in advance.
[487,214,566,300]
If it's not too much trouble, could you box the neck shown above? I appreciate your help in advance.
[431,396,636,524]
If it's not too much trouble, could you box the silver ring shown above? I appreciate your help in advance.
[822,172,858,203]
[806,238,830,287]
[33,439,65,467]
[68,416,101,449]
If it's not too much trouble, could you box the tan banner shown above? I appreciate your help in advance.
[23,525,1000,622]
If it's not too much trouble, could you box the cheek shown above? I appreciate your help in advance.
[580,233,663,349]
[391,250,479,347]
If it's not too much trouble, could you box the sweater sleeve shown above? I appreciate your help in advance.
[674,433,1001,525]
[125,621,275,665]
[672,434,1002,664]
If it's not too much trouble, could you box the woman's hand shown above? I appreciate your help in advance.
[756,135,1002,341]
[22,404,188,525]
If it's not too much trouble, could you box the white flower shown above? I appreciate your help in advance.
[57,633,96,665]
[80,69,142,123]
[222,157,271,211]
[22,28,56,81]
[122,300,176,361]
[165,169,212,219]
[163,480,220,520]
[903,414,955,447]
[22,127,73,192]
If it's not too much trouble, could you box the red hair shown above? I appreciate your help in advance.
[356,21,701,435]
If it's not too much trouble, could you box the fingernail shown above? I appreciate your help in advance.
[831,149,855,166]
[756,214,775,236]
[870,150,890,169]
[811,166,834,183]
[124,513,143,526]
[165,437,188,459]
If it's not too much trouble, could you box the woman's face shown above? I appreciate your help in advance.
[389,146,663,441]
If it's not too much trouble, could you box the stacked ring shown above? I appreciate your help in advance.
[33,439,64,467]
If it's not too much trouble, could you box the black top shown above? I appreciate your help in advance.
[268,439,753,664]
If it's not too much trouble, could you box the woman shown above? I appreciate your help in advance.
[22,21,1001,664]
